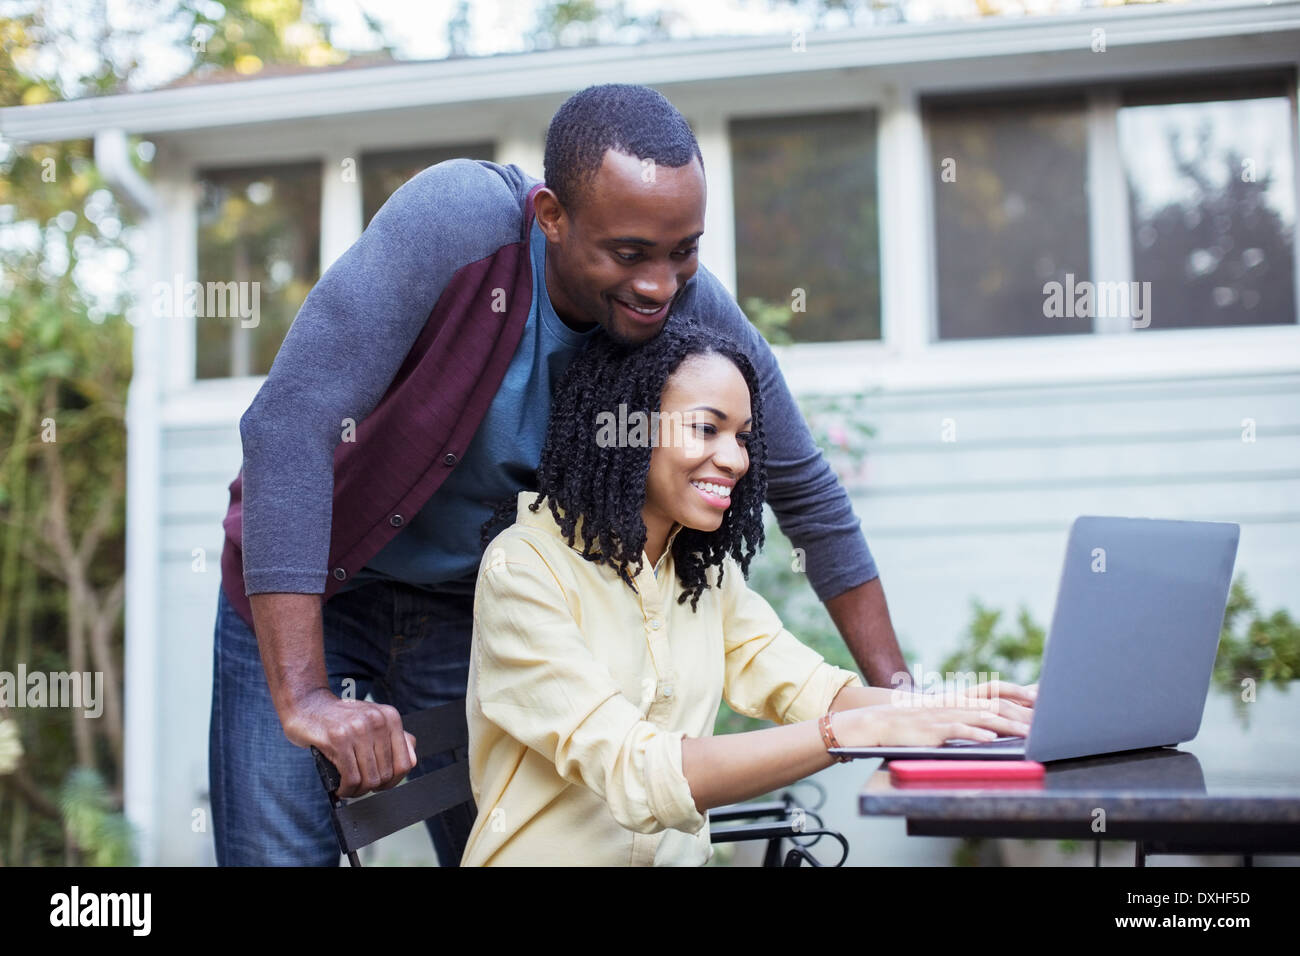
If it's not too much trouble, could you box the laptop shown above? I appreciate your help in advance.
[831,516,1240,763]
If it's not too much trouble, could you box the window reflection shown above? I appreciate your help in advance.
[730,110,880,342]
[927,96,1091,340]
[1119,91,1296,330]
[195,162,321,379]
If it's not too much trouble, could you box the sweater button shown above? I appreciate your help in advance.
[443,453,458,466]
[390,514,404,527]
[332,567,347,581]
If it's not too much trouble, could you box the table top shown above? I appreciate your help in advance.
[858,742,1300,824]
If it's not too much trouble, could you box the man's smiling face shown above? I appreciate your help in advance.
[534,148,706,345]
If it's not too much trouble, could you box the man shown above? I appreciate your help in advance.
[211,83,909,867]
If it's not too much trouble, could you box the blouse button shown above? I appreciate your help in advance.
[648,619,662,630]
[661,685,674,698]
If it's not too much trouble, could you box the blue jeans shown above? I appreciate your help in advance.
[208,577,478,866]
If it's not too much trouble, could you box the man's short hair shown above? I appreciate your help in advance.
[544,83,704,216]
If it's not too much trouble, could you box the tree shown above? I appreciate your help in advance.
[0,0,360,867]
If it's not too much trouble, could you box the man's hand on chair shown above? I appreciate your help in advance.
[283,688,418,798]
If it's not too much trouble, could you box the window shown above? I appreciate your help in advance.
[195,162,321,379]
[924,70,1297,341]
[730,110,880,342]
[1119,77,1296,330]
[926,95,1092,340]
[361,143,496,226]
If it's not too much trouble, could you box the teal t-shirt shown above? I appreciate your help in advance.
[342,215,599,595]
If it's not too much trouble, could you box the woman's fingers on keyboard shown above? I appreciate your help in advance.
[972,680,1038,707]
[943,693,1033,726]
[986,710,1031,737]
[994,698,1034,724]
[921,708,1029,741]
[946,722,999,742]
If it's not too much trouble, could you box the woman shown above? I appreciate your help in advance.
[461,317,1034,866]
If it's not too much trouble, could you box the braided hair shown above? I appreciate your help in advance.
[481,315,768,611]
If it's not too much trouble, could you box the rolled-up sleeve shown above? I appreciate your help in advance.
[720,561,863,725]
[472,536,706,836]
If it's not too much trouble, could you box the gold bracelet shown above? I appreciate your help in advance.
[819,713,850,762]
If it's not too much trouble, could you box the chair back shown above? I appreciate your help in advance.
[310,698,474,865]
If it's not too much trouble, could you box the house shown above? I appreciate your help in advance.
[2,0,1297,865]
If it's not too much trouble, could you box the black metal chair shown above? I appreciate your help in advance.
[310,699,849,867]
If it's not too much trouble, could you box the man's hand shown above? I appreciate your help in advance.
[282,688,418,798]
[248,592,418,798]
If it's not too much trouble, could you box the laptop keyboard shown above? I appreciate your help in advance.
[944,735,1025,748]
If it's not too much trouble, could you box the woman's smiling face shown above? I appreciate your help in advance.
[642,352,753,553]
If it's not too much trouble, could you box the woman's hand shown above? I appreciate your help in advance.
[964,680,1038,707]
[888,679,1036,728]
[837,697,1032,748]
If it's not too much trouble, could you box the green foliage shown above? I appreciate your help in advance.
[795,392,877,493]
[1213,577,1300,725]
[742,296,796,346]
[59,767,138,866]
[185,0,348,78]
[938,601,1045,687]
[1,11,136,873]
[1,0,356,868]
[934,577,1298,725]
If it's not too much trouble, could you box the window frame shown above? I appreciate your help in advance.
[766,68,1300,395]
[921,87,1095,342]
[920,69,1299,344]
[191,158,325,381]
[727,106,883,345]
[167,132,515,410]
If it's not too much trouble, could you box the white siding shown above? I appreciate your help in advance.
[153,421,242,865]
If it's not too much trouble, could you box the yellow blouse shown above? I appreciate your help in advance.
[461,489,863,866]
